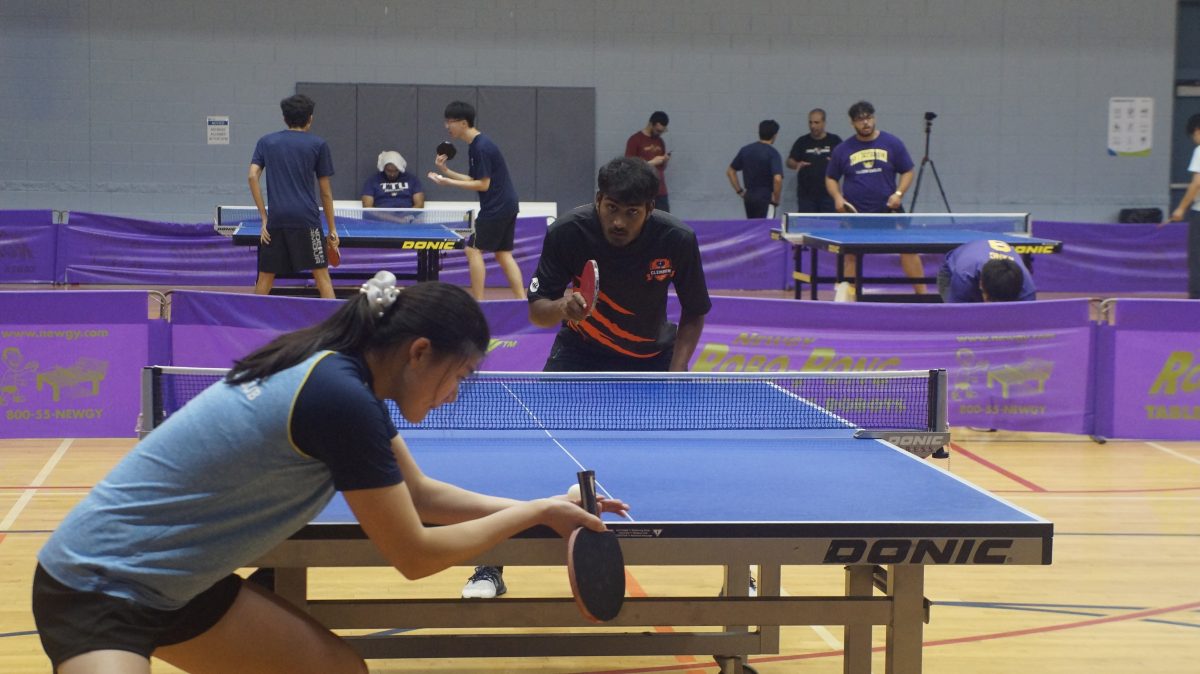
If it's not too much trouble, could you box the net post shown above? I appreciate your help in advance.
[139,366,163,439]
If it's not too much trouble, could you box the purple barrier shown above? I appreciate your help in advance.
[0,210,58,283]
[688,219,789,290]
[389,294,1097,433]
[33,211,790,291]
[436,216,789,292]
[688,296,1095,433]
[1032,221,1187,294]
[1094,299,1200,439]
[166,292,558,370]
[169,291,340,367]
[58,212,256,285]
[0,291,156,438]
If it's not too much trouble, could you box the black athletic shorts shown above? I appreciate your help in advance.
[470,212,518,252]
[258,227,328,274]
[31,564,243,667]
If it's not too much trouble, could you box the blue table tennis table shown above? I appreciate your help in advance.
[228,215,466,286]
[144,368,1053,674]
[772,214,1063,302]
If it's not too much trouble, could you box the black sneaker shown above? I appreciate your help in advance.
[461,565,507,598]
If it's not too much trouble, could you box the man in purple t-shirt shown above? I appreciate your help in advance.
[825,101,924,301]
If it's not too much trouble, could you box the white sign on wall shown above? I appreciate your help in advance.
[206,116,230,145]
[1107,97,1152,157]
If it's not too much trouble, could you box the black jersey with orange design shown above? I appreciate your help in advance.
[528,204,711,361]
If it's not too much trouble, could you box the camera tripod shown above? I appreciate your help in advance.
[909,112,951,212]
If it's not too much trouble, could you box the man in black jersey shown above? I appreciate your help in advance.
[461,157,712,598]
[529,156,711,371]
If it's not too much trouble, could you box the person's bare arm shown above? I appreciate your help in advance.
[669,311,706,371]
[318,176,337,243]
[826,176,846,212]
[248,164,268,244]
[887,170,915,211]
[725,166,743,196]
[1170,171,1200,221]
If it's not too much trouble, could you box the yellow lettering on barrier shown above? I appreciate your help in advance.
[801,347,900,372]
[1144,404,1200,420]
[692,344,790,372]
[1148,351,1200,395]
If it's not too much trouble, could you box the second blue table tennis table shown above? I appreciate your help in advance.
[773,213,1063,302]
[222,208,469,287]
[144,368,1053,674]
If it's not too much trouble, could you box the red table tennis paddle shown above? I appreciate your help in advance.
[325,236,341,267]
[566,470,625,623]
[436,141,457,160]
[576,259,599,318]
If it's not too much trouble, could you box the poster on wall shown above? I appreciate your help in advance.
[1107,97,1153,157]
[206,115,230,145]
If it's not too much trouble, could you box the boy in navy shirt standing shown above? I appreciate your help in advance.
[248,94,338,298]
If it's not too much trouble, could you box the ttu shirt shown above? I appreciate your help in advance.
[251,130,335,229]
[469,133,519,220]
[730,141,784,201]
[826,131,914,213]
[941,238,1037,303]
[528,204,711,361]
[361,170,424,208]
[37,351,400,610]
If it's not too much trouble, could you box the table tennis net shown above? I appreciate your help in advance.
[142,368,945,435]
[783,212,1030,235]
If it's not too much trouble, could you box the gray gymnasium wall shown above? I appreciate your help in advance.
[0,0,1178,223]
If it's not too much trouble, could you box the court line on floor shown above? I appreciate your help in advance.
[0,438,72,534]
[1147,441,1200,466]
[578,599,1200,674]
[949,442,1045,491]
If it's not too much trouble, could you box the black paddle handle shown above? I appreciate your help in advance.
[577,470,598,516]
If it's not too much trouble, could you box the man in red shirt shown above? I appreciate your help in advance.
[624,111,672,212]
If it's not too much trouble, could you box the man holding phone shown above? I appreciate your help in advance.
[624,111,672,212]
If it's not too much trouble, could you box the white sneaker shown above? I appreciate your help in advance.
[461,566,507,599]
[834,282,855,302]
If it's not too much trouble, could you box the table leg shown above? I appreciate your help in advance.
[885,565,925,674]
[809,246,819,300]
[844,565,873,674]
[855,254,865,300]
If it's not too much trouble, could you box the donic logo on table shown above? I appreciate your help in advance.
[823,539,1014,564]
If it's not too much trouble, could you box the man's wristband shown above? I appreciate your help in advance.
[893,190,904,197]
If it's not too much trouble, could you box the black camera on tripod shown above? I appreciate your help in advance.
[911,111,950,211]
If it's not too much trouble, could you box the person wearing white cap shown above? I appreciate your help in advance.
[362,151,425,209]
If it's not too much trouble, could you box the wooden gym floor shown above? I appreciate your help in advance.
[1,428,1197,673]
